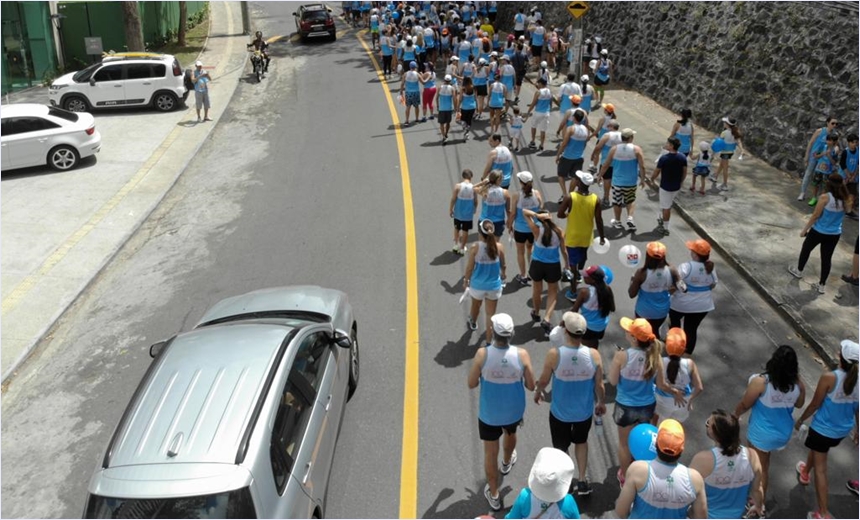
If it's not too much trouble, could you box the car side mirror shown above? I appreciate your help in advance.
[89,78,96,86]
[149,340,168,358]
[292,12,298,16]
[332,329,352,349]
[327,7,332,12]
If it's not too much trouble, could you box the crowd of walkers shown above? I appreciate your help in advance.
[349,2,859,519]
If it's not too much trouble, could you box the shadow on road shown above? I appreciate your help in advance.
[434,330,480,369]
[422,485,514,519]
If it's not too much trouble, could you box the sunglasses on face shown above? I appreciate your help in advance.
[830,121,840,127]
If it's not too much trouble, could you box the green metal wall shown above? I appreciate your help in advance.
[139,1,206,48]
[1,1,57,94]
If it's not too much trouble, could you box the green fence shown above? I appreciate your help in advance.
[139,1,207,48]
[1,1,58,94]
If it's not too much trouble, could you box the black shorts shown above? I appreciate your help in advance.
[558,157,583,178]
[603,166,614,180]
[514,230,534,244]
[550,411,592,450]
[529,259,562,283]
[514,30,525,39]
[594,76,610,86]
[613,401,656,427]
[454,218,473,231]
[476,84,488,97]
[531,45,543,57]
[438,110,453,124]
[492,220,505,237]
[479,418,522,441]
[805,427,844,453]
[719,152,734,161]
[582,328,605,341]
[515,73,525,86]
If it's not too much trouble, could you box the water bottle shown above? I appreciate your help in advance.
[796,424,809,443]
[594,413,603,433]
[563,268,574,282]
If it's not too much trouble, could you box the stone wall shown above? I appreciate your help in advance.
[497,2,859,175]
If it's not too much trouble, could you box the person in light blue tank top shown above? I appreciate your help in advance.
[690,410,764,519]
[570,265,615,350]
[465,219,508,344]
[670,108,695,156]
[734,345,805,505]
[793,340,859,520]
[449,169,477,255]
[521,209,568,335]
[533,311,605,493]
[508,172,544,287]
[790,174,848,293]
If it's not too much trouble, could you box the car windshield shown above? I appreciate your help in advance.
[303,10,328,21]
[84,488,256,519]
[47,107,79,122]
[72,62,102,83]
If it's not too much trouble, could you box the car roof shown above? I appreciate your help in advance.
[106,323,295,468]
[302,3,327,11]
[101,53,176,63]
[0,103,50,118]
[196,286,342,327]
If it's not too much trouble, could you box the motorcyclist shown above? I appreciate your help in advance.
[247,31,270,72]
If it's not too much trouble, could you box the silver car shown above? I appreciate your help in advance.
[83,286,359,518]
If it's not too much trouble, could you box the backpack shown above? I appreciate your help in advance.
[183,69,194,91]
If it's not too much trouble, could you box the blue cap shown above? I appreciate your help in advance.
[409,61,418,69]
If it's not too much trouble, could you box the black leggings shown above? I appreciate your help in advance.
[635,313,666,340]
[382,55,392,75]
[460,108,474,128]
[669,310,709,355]
[798,229,841,284]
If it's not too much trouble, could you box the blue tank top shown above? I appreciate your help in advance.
[489,81,505,108]
[617,348,657,407]
[424,72,436,89]
[513,193,540,232]
[562,124,589,160]
[551,346,596,422]
[404,71,420,93]
[471,241,502,291]
[812,195,844,235]
[811,369,859,439]
[747,373,801,451]
[704,447,755,519]
[480,345,526,425]
[655,357,691,398]
[474,68,488,86]
[504,45,515,58]
[635,266,672,319]
[630,461,697,519]
[532,227,561,264]
[438,85,455,111]
[596,58,610,81]
[612,143,640,186]
[480,185,507,223]
[461,92,476,110]
[491,146,514,187]
[532,28,545,46]
[535,88,552,114]
[809,126,829,161]
[453,182,475,221]
[674,122,693,154]
[845,148,858,179]
[381,37,393,56]
[403,47,416,61]
[458,43,471,62]
[581,86,593,113]
[601,131,623,163]
[580,285,609,332]
[501,66,515,90]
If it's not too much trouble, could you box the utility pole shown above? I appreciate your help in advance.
[241,1,251,35]
[566,1,589,78]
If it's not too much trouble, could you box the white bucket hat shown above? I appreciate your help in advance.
[528,448,575,503]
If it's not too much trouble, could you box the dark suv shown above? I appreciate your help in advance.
[293,4,336,41]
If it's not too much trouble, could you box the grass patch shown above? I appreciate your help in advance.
[153,11,210,69]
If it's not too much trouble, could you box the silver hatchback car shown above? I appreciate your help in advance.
[83,286,359,518]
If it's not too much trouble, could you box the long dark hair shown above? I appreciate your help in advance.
[764,345,799,394]
[710,409,742,457]
[538,213,561,248]
[841,354,858,395]
[694,252,715,275]
[678,108,692,126]
[593,275,615,317]
[479,220,498,260]
[521,179,533,198]
[827,172,849,206]
[644,254,667,271]
[666,355,681,385]
[462,76,474,95]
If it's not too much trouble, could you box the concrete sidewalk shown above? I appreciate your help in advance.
[1,1,251,382]
[523,70,858,364]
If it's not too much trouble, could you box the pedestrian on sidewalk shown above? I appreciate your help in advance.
[670,109,695,157]
[591,120,622,208]
[669,240,718,355]
[689,141,713,195]
[436,74,457,144]
[601,128,646,231]
[400,61,421,126]
[841,238,859,286]
[557,170,605,298]
[192,61,212,122]
[800,116,839,202]
[555,109,591,201]
[450,169,477,255]
[570,265,615,350]
[508,172,544,286]
[653,328,703,425]
[505,447,581,519]
[734,345,806,508]
[464,219,507,343]
[793,339,859,520]
[593,49,613,104]
[533,312,606,497]
[556,73,583,116]
[467,312,536,511]
[521,209,567,334]
[580,75,595,113]
[805,133,841,207]
[628,241,680,337]
[419,62,436,121]
[649,137,688,236]
[689,410,764,519]
[788,173,849,294]
[526,78,553,151]
[710,117,744,191]
[482,134,514,189]
[840,133,858,218]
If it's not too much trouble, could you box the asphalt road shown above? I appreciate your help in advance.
[1,3,857,519]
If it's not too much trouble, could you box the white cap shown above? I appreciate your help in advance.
[562,312,587,335]
[451,56,460,61]
[540,61,547,68]
[722,116,737,126]
[444,74,452,82]
[528,448,576,503]
[195,60,203,66]
[575,170,594,186]
[581,74,589,82]
[621,127,637,138]
[517,171,533,183]
[842,340,859,362]
[699,141,711,151]
[491,313,515,337]
[490,51,498,57]
[594,36,602,43]
[601,48,609,55]
[478,58,487,65]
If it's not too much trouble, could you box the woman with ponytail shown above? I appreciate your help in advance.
[669,239,718,355]
[794,340,859,520]
[653,328,703,424]
[464,218,507,345]
[711,116,744,191]
[571,265,615,350]
[521,208,567,337]
[670,108,695,157]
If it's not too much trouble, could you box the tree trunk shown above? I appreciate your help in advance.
[178,1,187,47]
[121,1,144,51]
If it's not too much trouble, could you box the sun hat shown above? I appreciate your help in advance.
[620,317,656,342]
[686,239,711,257]
[666,328,687,356]
[584,265,605,280]
[602,103,615,112]
[841,340,859,362]
[528,448,575,503]
[562,312,587,335]
[647,241,667,259]
[575,170,594,186]
[491,313,515,337]
[621,127,637,139]
[517,171,533,183]
[656,419,685,456]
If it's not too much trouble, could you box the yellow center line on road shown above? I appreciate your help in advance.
[355,34,420,519]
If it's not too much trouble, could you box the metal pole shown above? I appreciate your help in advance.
[241,1,251,35]
[570,16,583,79]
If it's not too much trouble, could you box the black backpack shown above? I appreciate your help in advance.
[183,69,194,91]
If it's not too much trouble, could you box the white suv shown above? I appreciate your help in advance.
[49,54,188,113]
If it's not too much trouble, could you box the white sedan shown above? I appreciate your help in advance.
[1,103,101,172]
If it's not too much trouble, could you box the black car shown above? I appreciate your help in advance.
[293,4,337,41]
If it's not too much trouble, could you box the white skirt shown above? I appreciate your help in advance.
[655,392,690,423]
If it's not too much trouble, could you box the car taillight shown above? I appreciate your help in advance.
[85,126,95,136]
[172,61,182,76]
[302,21,312,30]
[325,18,334,26]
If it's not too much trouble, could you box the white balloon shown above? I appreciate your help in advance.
[593,236,611,255]
[619,244,642,268]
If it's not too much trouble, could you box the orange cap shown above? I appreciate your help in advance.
[602,103,615,113]
[656,419,685,456]
[686,239,711,257]
[647,241,667,259]
[570,94,582,104]
[666,328,687,356]
[620,317,655,342]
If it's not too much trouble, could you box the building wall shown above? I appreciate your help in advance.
[1,1,57,94]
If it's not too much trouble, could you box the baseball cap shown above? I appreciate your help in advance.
[444,74,452,82]
[442,27,449,35]
[699,140,711,151]
[656,419,685,456]
[540,60,547,68]
[621,127,637,138]
[508,34,515,41]
[620,317,655,342]
[686,239,711,257]
[491,313,515,337]
[584,265,605,280]
[666,328,687,356]
[195,60,203,66]
[584,38,591,44]
[409,61,418,69]
[841,340,859,362]
[563,312,587,335]
[501,54,510,61]
[518,35,526,41]
[602,103,615,112]
[451,55,460,61]
[479,218,495,235]
[490,51,498,57]
[478,58,487,65]
[575,170,594,186]
[581,74,589,82]
[647,241,667,259]
[722,116,737,126]
[528,448,575,504]
[600,48,609,55]
[570,94,582,104]
[517,171,533,183]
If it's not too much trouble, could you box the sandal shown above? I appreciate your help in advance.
[698,189,705,195]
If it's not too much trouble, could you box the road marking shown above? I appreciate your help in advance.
[355,35,420,519]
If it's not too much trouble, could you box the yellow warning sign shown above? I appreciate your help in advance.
[567,1,589,18]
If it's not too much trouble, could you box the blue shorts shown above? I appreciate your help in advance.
[693,165,710,176]
[567,246,588,269]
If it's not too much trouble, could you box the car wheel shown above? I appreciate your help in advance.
[63,95,89,112]
[347,326,359,400]
[48,145,80,171]
[330,32,337,42]
[153,92,178,112]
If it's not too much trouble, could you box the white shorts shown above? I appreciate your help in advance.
[655,393,690,423]
[531,112,550,132]
[510,127,522,139]
[469,287,503,301]
[659,188,678,210]
[505,88,515,102]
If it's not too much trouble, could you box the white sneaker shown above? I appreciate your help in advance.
[484,483,501,511]
[719,184,729,191]
[611,219,623,229]
[500,449,518,475]
[812,283,826,294]
[787,264,803,279]
[797,194,805,201]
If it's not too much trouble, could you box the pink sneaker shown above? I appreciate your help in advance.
[806,511,833,519]
[796,461,810,485]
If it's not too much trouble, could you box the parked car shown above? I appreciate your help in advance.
[49,53,188,113]
[83,286,359,519]
[293,4,337,41]
[1,104,101,171]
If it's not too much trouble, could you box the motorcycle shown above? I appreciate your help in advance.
[250,49,265,82]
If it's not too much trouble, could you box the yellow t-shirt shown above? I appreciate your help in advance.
[564,191,598,247]
[480,24,495,40]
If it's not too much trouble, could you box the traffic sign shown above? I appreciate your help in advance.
[567,1,589,18]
